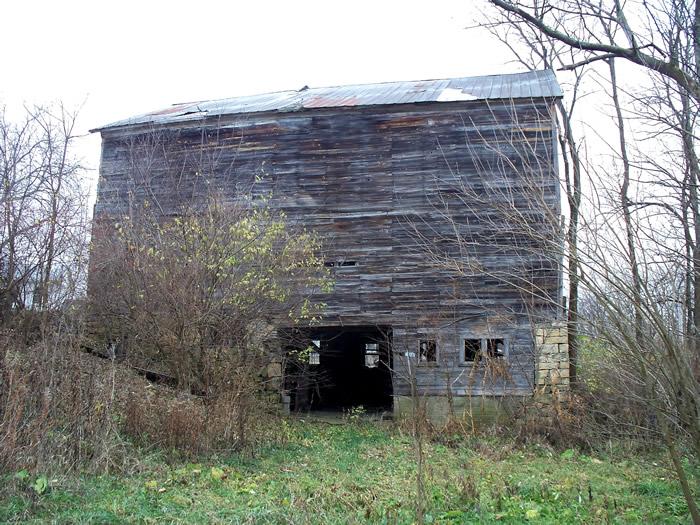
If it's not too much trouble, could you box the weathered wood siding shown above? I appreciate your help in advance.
[96,98,561,397]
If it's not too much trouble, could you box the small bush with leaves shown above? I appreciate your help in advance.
[91,196,331,448]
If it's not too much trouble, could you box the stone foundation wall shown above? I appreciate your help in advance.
[534,321,570,398]
[532,321,570,426]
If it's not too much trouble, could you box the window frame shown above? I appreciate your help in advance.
[309,339,322,365]
[364,342,380,368]
[460,336,509,365]
[418,339,438,365]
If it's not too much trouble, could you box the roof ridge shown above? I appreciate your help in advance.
[92,70,561,133]
[181,70,552,106]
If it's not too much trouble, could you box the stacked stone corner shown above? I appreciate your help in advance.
[532,321,570,424]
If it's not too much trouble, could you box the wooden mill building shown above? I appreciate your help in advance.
[92,70,564,418]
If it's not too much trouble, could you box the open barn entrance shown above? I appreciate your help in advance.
[283,326,393,413]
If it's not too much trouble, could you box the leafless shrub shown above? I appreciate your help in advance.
[122,385,277,455]
[0,322,127,473]
[0,104,89,324]
[481,2,700,519]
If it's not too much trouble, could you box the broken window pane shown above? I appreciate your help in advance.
[486,338,506,358]
[365,353,379,368]
[464,339,481,362]
[419,340,436,363]
[365,343,380,368]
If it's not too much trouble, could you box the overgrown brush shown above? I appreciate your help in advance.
[123,381,277,456]
[0,327,127,474]
[0,327,280,474]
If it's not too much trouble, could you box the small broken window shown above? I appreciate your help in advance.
[365,343,380,368]
[464,338,507,363]
[324,260,358,267]
[419,340,437,363]
[486,338,506,358]
[309,339,321,365]
[464,339,481,362]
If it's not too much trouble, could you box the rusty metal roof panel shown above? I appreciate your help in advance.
[94,70,562,132]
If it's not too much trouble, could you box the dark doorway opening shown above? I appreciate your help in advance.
[283,326,393,412]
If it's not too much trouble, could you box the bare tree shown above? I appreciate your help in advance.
[478,2,700,519]
[481,4,587,382]
[0,104,112,474]
[487,0,700,101]
[0,103,87,326]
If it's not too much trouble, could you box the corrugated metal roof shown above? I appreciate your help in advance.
[94,70,561,132]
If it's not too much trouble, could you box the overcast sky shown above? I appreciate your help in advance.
[1,0,522,191]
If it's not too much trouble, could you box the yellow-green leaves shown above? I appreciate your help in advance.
[100,197,333,393]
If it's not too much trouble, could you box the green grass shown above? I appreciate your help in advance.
[0,420,691,524]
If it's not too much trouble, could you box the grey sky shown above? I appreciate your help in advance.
[2,0,520,191]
